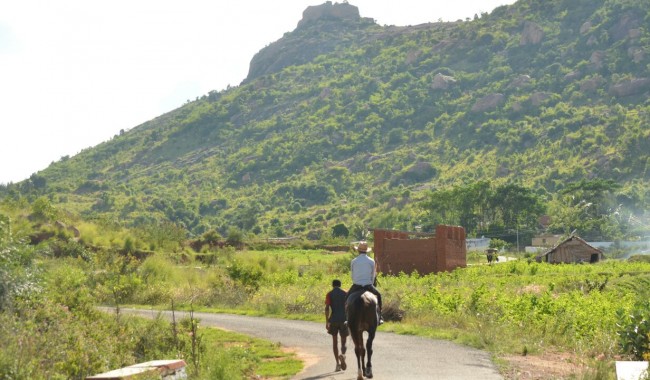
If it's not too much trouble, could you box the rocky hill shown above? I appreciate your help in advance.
[3,0,649,242]
[246,1,374,81]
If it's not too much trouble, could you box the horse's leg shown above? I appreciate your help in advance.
[357,340,366,379]
[354,332,364,380]
[364,328,376,378]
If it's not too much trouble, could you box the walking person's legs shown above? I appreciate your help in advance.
[339,326,348,370]
[331,333,342,371]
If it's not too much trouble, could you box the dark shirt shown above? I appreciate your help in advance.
[325,287,347,323]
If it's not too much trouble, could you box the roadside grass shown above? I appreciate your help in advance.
[119,250,650,379]
[200,328,302,380]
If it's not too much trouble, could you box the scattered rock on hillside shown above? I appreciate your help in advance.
[609,13,641,41]
[590,51,606,70]
[529,92,551,107]
[579,75,604,93]
[586,35,599,46]
[508,74,532,89]
[628,47,645,63]
[563,71,582,82]
[471,93,505,113]
[431,73,457,90]
[520,21,544,45]
[609,78,650,97]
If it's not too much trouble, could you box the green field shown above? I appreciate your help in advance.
[3,206,650,379]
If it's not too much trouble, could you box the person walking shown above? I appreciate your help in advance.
[325,279,348,372]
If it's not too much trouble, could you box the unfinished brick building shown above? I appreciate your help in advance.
[373,225,467,275]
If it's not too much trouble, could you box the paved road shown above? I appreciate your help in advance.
[115,308,503,380]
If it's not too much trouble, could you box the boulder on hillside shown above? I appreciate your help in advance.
[471,93,505,113]
[431,73,457,90]
[520,21,544,45]
[590,51,606,70]
[628,28,642,40]
[586,35,599,46]
[609,13,641,41]
[628,47,645,63]
[563,70,582,82]
[609,78,650,97]
[508,74,532,89]
[529,92,551,107]
[580,75,605,93]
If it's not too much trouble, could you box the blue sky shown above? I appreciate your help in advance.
[0,0,515,184]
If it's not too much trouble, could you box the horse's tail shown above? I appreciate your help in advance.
[347,294,363,326]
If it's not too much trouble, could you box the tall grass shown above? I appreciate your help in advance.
[128,250,650,363]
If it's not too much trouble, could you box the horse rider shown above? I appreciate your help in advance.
[325,279,348,372]
[347,241,383,325]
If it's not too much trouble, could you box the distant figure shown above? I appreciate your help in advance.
[486,248,498,264]
[347,241,383,324]
[325,279,348,372]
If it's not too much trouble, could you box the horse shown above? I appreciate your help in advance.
[346,290,378,379]
[486,249,499,264]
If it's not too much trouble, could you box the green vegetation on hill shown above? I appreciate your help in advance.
[1,0,648,244]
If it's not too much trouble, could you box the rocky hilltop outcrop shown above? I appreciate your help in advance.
[297,1,360,28]
[244,2,374,82]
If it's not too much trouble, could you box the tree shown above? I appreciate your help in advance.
[31,196,57,221]
[422,182,545,238]
[549,179,624,240]
[331,223,349,238]
[226,227,244,248]
[29,173,47,189]
[142,221,187,251]
[492,183,545,229]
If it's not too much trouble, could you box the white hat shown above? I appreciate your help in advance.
[354,241,371,253]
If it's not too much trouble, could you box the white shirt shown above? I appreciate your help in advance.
[351,253,376,286]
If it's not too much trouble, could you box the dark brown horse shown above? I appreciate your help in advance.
[346,290,378,379]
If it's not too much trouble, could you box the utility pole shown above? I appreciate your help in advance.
[516,225,520,253]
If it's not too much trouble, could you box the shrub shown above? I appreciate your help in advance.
[617,302,650,360]
[226,261,263,291]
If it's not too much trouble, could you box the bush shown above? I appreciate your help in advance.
[48,239,91,261]
[226,261,263,291]
[629,255,650,263]
[382,299,405,322]
[617,302,650,360]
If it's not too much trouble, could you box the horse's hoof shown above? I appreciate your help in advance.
[364,368,373,378]
[339,354,346,370]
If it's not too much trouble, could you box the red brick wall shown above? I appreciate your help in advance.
[374,229,408,273]
[373,226,466,275]
[435,225,467,272]
[381,238,436,275]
